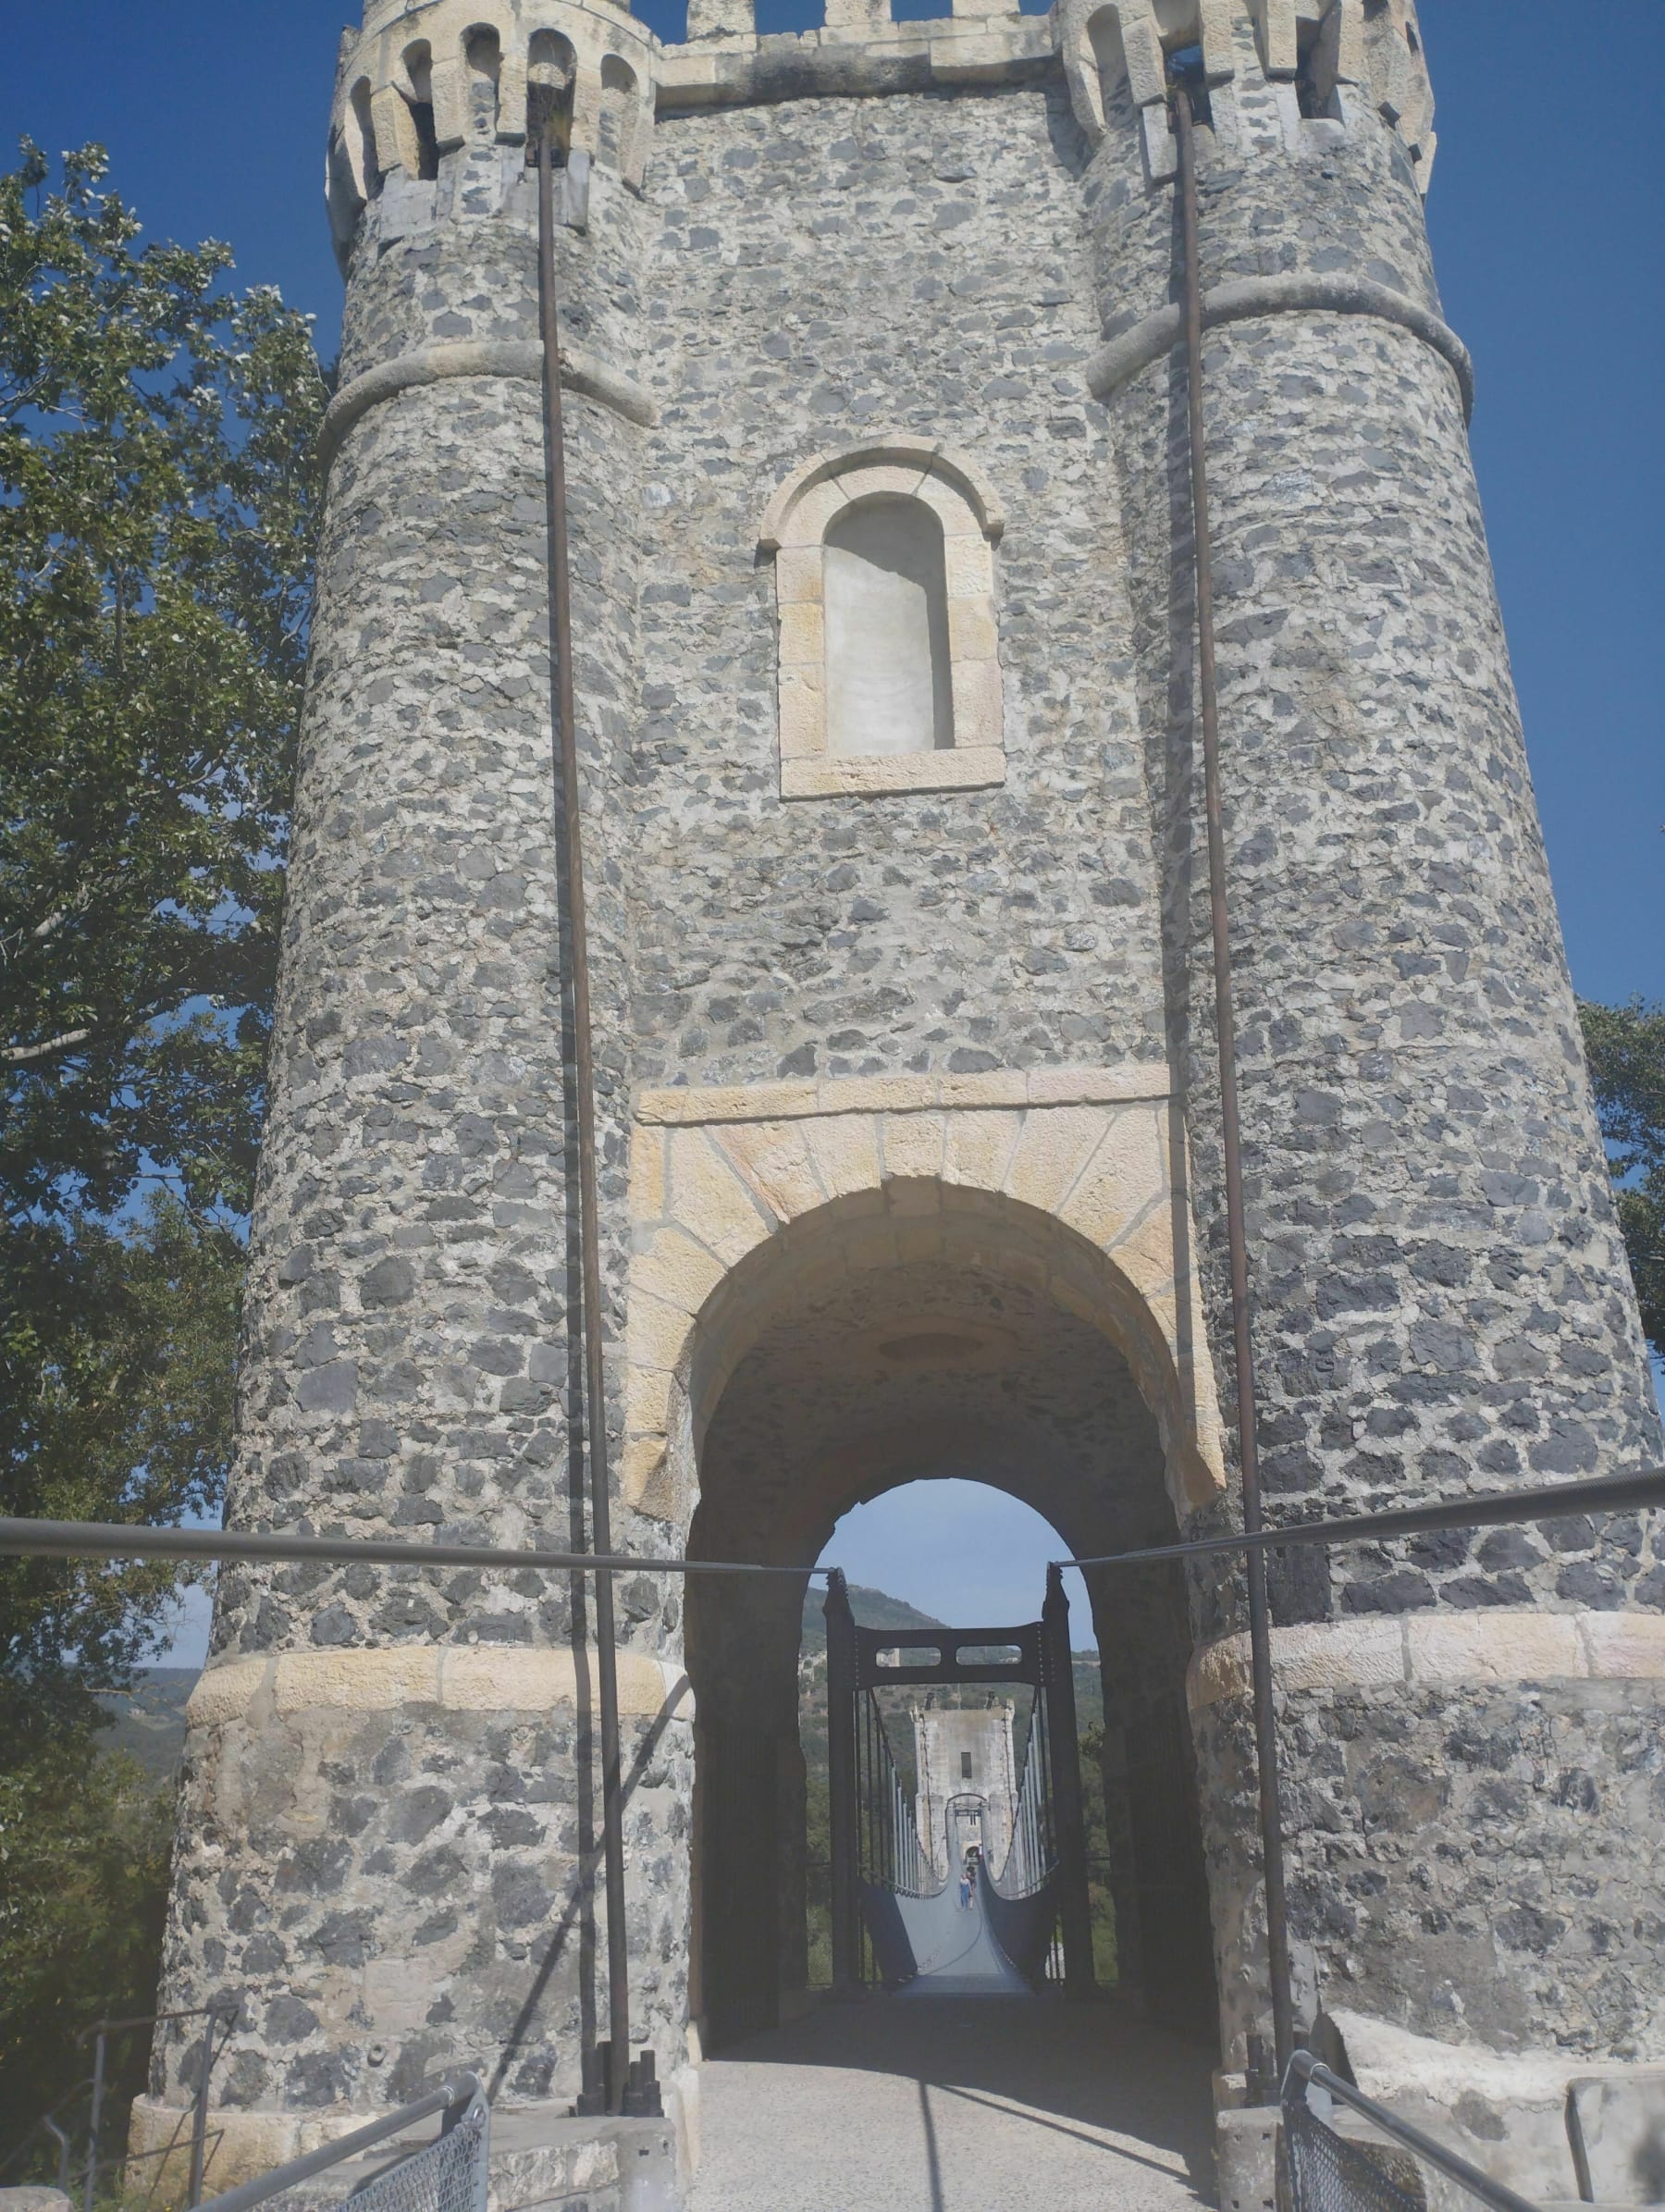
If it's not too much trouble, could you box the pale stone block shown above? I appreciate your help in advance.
[805,1112,882,1199]
[824,0,888,30]
[944,534,995,599]
[1141,102,1178,183]
[273,1648,441,1715]
[778,477,851,547]
[625,1361,672,1438]
[820,1076,939,1114]
[637,1081,819,1125]
[938,1073,1027,1111]
[778,669,826,760]
[623,1432,670,1513]
[911,475,984,538]
[670,1131,772,1260]
[1577,1612,1665,1680]
[631,1225,726,1316]
[948,594,998,662]
[627,1291,693,1374]
[1059,1106,1166,1249]
[629,1123,667,1222]
[1002,1105,1108,1216]
[835,462,933,503]
[782,748,1005,798]
[950,658,1003,748]
[186,1657,267,1729]
[496,56,528,142]
[429,56,468,149]
[1326,0,1364,83]
[369,84,413,178]
[1251,0,1298,74]
[619,1424,667,1513]
[774,545,821,605]
[685,0,755,40]
[1189,1620,1407,1710]
[713,1120,827,1223]
[777,599,824,668]
[1199,0,1237,79]
[1118,2,1167,107]
[1028,1065,1169,1105]
[443,1647,574,1711]
[882,1110,946,1182]
[1407,1611,1584,1687]
[1273,1619,1405,1694]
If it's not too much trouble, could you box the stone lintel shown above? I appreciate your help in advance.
[184,1644,694,1729]
[1187,1609,1665,1711]
[636,1064,1173,1125]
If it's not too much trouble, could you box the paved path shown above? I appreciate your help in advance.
[890,1882,1030,1994]
[688,1992,1216,2212]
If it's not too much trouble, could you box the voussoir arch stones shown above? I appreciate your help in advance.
[622,1066,1229,1526]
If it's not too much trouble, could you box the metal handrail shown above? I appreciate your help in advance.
[193,2073,486,2212]
[78,1997,240,2212]
[0,2081,92,2191]
[1285,2053,1543,2212]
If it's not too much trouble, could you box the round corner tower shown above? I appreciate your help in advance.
[143,0,1661,2193]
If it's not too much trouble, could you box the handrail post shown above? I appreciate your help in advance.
[1042,1567,1095,1998]
[188,2005,227,2206]
[824,1570,862,1993]
[83,2031,105,2212]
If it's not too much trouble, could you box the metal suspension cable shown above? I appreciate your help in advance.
[0,1519,827,1577]
[535,124,629,2111]
[1057,1466,1665,1573]
[1173,80,1293,2074]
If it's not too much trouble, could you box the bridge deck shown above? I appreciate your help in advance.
[688,1990,1216,2212]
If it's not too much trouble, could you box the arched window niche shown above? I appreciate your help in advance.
[759,440,1006,800]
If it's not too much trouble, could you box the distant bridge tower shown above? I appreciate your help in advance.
[913,1701,1019,1880]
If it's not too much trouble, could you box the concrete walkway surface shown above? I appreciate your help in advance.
[688,1991,1217,2212]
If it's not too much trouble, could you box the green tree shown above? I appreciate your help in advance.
[1579,998,1665,1360]
[0,138,325,2149]
[0,138,325,1721]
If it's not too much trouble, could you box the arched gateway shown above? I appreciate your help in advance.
[137,0,1663,2202]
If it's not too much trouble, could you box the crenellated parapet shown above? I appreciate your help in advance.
[1059,0,1434,189]
[327,0,658,256]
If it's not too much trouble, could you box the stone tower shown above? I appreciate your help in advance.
[141,0,1663,2191]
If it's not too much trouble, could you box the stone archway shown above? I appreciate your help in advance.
[619,1065,1229,2053]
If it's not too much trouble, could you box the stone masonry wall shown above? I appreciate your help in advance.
[629,83,1172,1094]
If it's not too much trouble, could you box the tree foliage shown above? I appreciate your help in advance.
[0,139,326,2127]
[1,138,325,1221]
[1580,997,1665,1361]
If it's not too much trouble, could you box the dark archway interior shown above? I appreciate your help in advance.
[684,1235,1218,2051]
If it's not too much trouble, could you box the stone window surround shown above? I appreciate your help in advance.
[758,439,1006,800]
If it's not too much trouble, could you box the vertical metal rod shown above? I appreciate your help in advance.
[188,2012,216,2206]
[1174,83,1294,2078]
[536,127,631,2115]
[824,1572,861,1991]
[84,2033,105,2212]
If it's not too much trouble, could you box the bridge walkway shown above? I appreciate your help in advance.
[687,1988,1216,2212]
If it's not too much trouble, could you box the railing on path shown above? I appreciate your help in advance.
[194,2073,488,2212]
[1283,2051,1542,2212]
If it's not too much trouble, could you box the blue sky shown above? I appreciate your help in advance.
[8,3,1656,1651]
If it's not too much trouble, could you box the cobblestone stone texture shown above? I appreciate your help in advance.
[153,0,1663,2149]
